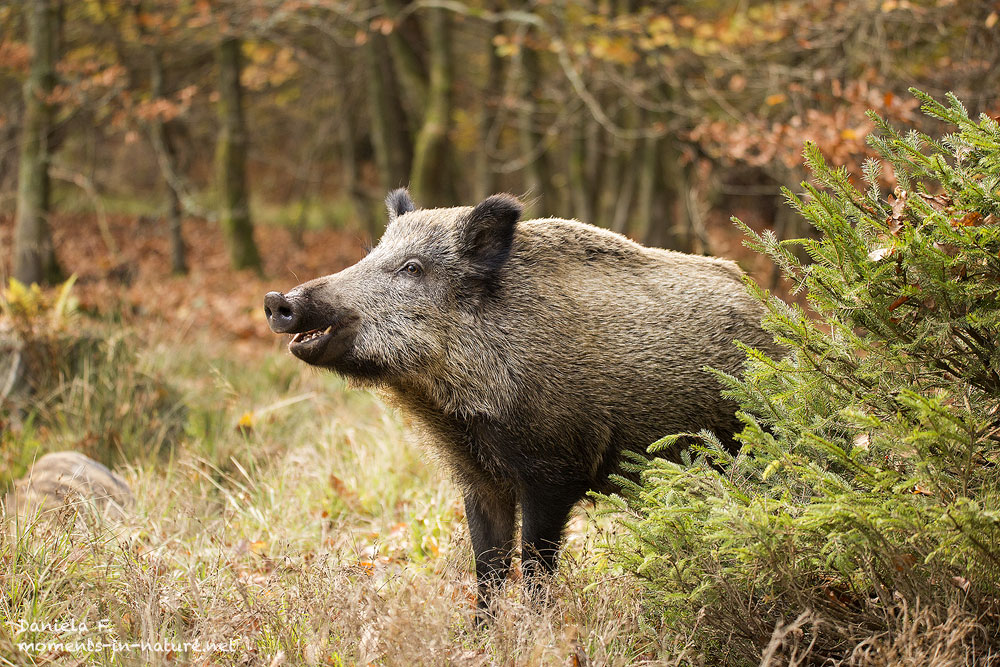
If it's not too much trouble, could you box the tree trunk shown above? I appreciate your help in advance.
[610,159,637,234]
[13,0,62,286]
[215,37,261,272]
[337,110,378,241]
[596,131,621,228]
[584,117,604,223]
[568,118,591,223]
[516,28,547,217]
[365,33,412,195]
[365,35,393,197]
[408,8,452,206]
[609,105,640,234]
[632,133,659,241]
[474,11,504,202]
[382,0,428,125]
[643,138,683,250]
[166,185,186,274]
[680,162,712,255]
[149,45,187,274]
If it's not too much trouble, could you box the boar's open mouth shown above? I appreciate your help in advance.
[289,324,337,351]
[286,315,360,368]
[290,325,334,345]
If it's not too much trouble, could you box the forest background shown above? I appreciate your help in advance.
[1,1,1000,665]
[3,0,998,293]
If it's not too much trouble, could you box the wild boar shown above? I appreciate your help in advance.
[264,189,775,608]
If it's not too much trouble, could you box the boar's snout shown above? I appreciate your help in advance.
[264,291,301,333]
[264,283,362,369]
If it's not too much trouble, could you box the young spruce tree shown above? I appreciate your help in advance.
[605,91,1000,664]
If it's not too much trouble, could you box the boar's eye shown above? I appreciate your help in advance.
[399,259,424,277]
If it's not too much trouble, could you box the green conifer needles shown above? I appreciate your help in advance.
[605,91,1000,663]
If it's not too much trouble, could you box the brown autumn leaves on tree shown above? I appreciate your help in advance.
[2,0,999,285]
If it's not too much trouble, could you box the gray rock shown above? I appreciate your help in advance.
[6,451,133,521]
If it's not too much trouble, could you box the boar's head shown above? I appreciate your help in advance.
[264,189,522,385]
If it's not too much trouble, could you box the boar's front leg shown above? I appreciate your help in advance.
[463,486,516,613]
[519,486,583,590]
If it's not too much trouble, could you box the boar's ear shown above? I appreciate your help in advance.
[386,188,416,221]
[457,194,523,272]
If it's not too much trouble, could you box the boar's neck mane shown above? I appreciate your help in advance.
[386,315,525,421]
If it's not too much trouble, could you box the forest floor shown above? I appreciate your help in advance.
[0,210,764,665]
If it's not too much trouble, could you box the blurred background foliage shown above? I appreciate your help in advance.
[2,2,999,662]
[1,0,998,284]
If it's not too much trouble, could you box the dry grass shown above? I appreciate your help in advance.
[0,213,666,665]
[4,212,994,664]
[3,323,998,666]
[1,328,663,666]
[758,603,997,667]
[6,335,993,667]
